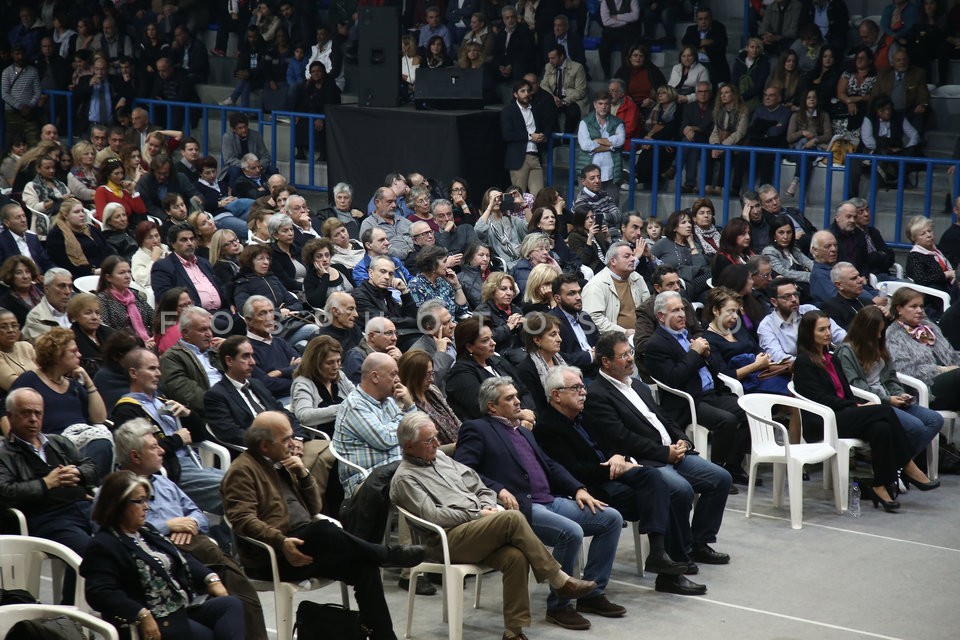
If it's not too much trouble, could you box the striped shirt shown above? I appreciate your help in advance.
[1,64,40,110]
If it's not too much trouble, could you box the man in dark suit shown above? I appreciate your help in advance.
[870,48,929,133]
[137,156,203,220]
[35,36,71,93]
[149,57,201,129]
[73,55,120,132]
[680,7,729,84]
[535,365,701,595]
[583,331,733,570]
[501,79,546,196]
[170,25,210,85]
[541,14,586,66]
[151,223,228,315]
[635,265,702,378]
[644,291,752,484]
[454,377,626,630]
[0,202,54,271]
[204,336,303,448]
[548,272,598,375]
[493,5,538,83]
[679,82,715,193]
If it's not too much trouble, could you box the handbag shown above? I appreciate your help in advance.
[294,602,368,640]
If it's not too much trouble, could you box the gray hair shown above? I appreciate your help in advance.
[747,254,772,274]
[810,230,836,253]
[43,267,71,287]
[478,376,515,415]
[397,410,435,446]
[242,294,273,319]
[834,200,858,218]
[114,418,156,468]
[324,292,354,317]
[179,306,211,332]
[268,213,294,236]
[605,240,632,264]
[608,78,627,92]
[369,255,395,274]
[905,215,932,243]
[240,153,260,170]
[519,232,552,259]
[849,197,868,209]
[757,184,778,199]
[430,198,452,215]
[333,182,353,197]
[544,365,583,398]
[417,299,448,332]
[501,4,516,16]
[830,261,855,283]
[244,423,275,449]
[364,315,392,335]
[653,290,681,317]
[5,387,41,414]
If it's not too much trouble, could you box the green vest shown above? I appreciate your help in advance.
[575,112,625,178]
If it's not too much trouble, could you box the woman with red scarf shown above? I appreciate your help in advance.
[96,255,156,350]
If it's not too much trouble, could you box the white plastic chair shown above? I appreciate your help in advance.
[223,513,349,640]
[205,423,246,455]
[738,394,841,529]
[73,275,100,294]
[0,604,119,640]
[650,376,710,458]
[718,372,744,397]
[194,440,232,471]
[27,206,50,241]
[788,380,869,512]
[895,372,944,481]
[875,280,951,317]
[395,505,491,640]
[0,535,87,610]
[630,523,650,576]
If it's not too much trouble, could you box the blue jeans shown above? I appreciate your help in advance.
[177,458,226,514]
[212,212,249,240]
[530,497,622,611]
[185,594,246,640]
[892,404,943,456]
[655,453,732,555]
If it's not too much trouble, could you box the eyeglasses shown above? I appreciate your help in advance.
[776,292,799,300]
[558,384,587,393]
[225,239,240,245]
[450,187,466,193]
[413,230,435,238]
[373,330,398,337]
[614,348,635,360]
[754,272,772,280]
[421,436,440,445]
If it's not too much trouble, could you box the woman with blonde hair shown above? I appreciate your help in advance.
[474,271,524,352]
[707,83,749,195]
[522,263,560,314]
[46,196,112,278]
[68,139,97,203]
[322,217,365,270]
[510,231,561,295]
[188,210,217,260]
[401,34,421,89]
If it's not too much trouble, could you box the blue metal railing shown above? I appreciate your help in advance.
[546,133,960,247]
[42,90,74,146]
[266,111,328,193]
[132,98,262,161]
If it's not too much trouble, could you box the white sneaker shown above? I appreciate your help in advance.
[218,97,234,106]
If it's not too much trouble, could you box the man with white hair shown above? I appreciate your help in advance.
[159,306,223,418]
[819,262,884,329]
[408,299,457,390]
[581,241,651,337]
[315,292,363,352]
[233,153,270,200]
[809,226,887,306]
[353,256,420,346]
[22,267,72,341]
[243,295,306,401]
[343,317,402,384]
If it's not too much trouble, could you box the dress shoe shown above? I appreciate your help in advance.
[691,543,730,565]
[644,552,688,575]
[553,577,597,600]
[576,594,626,618]
[398,575,436,596]
[383,544,427,568]
[502,632,529,640]
[728,483,739,495]
[654,574,707,596]
[545,606,591,630]
[682,561,699,575]
[725,465,760,486]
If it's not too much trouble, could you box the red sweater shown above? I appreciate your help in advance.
[94,185,147,221]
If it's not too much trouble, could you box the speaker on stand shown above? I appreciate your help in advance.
[356,7,401,107]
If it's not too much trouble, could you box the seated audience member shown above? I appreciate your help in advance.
[836,306,942,458]
[522,263,561,314]
[303,237,354,310]
[47,196,113,278]
[0,388,98,603]
[96,255,154,343]
[159,306,223,418]
[391,411,599,639]
[794,310,937,512]
[246,209,274,246]
[635,265,703,373]
[905,215,957,305]
[434,198,478,257]
[204,335,302,449]
[459,242,493,309]
[209,228,242,297]
[243,295,303,398]
[653,210,711,301]
[101,203,139,260]
[645,291,752,484]
[829,200,876,281]
[196,155,252,230]
[353,227,413,287]
[886,287,960,412]
[222,411,425,638]
[268,214,305,294]
[333,351,415,497]
[94,157,148,223]
[938,196,960,268]
[0,307,35,392]
[784,88,831,197]
[744,87,792,186]
[682,6,731,83]
[582,242,651,337]
[408,245,470,317]
[114,420,267,640]
[137,154,202,219]
[758,276,846,363]
[720,262,771,335]
[850,198,896,279]
[398,350,461,445]
[159,192,190,242]
[69,292,114,377]
[316,291,363,353]
[757,184,817,250]
[188,211,218,261]
[758,0,805,55]
[808,229,840,304]
[705,84,750,195]
[111,347,225,513]
[221,112,272,177]
[860,95,920,186]
[474,187,529,270]
[0,202,54,272]
[315,182,364,240]
[92,330,144,411]
[10,328,112,478]
[711,217,758,282]
[535,365,695,579]
[23,267,73,342]
[549,272,599,375]
[285,194,318,252]
[634,86,683,186]
[511,232,563,296]
[474,271,525,353]
[677,82,714,191]
[0,256,43,328]
[81,471,246,639]
[151,223,228,315]
[360,186,415,262]
[22,154,71,217]
[152,287,191,355]
[343,317,402,384]
[820,262,886,329]
[871,48,929,133]
[514,311,568,412]
[353,255,420,345]
[407,300,458,390]
[566,204,609,274]
[454,377,626,629]
[291,335,354,438]
[762,214,813,289]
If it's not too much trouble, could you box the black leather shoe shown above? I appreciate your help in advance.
[728,484,739,495]
[691,544,730,565]
[383,544,427,568]
[682,561,699,575]
[654,574,707,596]
[398,575,437,595]
[644,552,688,576]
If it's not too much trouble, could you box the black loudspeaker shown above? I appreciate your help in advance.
[356,7,401,107]
[414,68,485,110]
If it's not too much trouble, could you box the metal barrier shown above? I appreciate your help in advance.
[266,111,328,193]
[546,133,960,248]
[42,90,74,146]
[132,98,262,160]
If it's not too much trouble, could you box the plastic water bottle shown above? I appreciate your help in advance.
[848,481,861,517]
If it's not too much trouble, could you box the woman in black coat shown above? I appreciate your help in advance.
[302,237,354,309]
[793,310,938,513]
[472,271,524,353]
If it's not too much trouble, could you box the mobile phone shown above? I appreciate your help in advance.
[594,211,605,227]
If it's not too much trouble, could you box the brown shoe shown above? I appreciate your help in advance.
[554,577,597,600]
[576,594,626,618]
[545,606,591,630]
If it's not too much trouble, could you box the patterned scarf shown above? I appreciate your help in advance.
[897,320,936,346]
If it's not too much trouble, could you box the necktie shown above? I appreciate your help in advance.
[554,67,564,98]
[98,85,108,124]
[892,72,905,110]
[241,383,265,414]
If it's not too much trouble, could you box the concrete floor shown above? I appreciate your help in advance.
[255,465,960,640]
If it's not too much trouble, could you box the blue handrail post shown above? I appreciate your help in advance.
[545,134,555,187]
[567,134,576,200]
[722,149,732,224]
